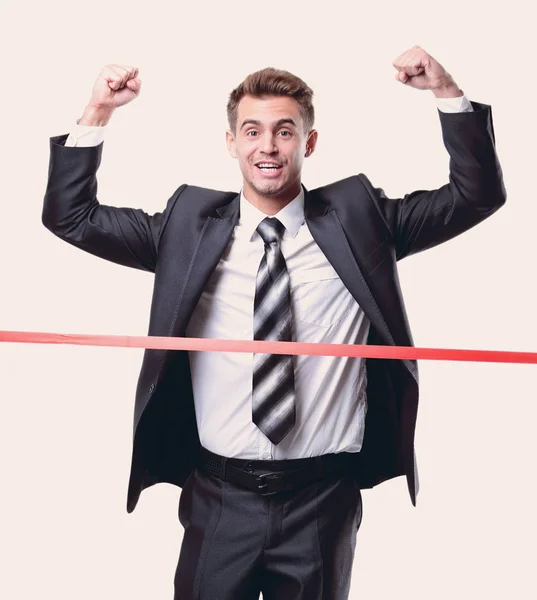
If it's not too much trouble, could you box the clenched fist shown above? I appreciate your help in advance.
[393,46,462,98]
[79,64,141,126]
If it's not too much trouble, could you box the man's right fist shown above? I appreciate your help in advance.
[89,64,141,110]
[79,64,141,126]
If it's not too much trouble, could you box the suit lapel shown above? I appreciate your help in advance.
[170,194,240,336]
[305,187,394,347]
[171,187,393,344]
[305,186,417,380]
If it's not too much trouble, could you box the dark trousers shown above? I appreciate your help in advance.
[174,459,363,599]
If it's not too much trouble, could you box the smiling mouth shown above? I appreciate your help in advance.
[255,162,284,175]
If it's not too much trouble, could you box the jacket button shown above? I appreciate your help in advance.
[149,384,155,393]
[244,461,254,473]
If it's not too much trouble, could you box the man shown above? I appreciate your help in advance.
[42,46,506,599]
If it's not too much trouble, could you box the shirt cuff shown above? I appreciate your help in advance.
[64,123,107,147]
[436,94,473,113]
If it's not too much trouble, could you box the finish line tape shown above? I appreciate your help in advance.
[1,330,536,364]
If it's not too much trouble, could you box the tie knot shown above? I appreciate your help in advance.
[256,217,285,245]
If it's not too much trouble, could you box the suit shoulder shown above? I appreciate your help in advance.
[176,183,238,202]
[168,183,238,214]
[309,174,375,203]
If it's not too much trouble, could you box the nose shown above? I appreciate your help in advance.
[260,133,278,154]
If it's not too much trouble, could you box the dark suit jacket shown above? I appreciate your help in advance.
[42,101,506,512]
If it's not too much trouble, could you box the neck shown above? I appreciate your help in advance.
[242,181,301,216]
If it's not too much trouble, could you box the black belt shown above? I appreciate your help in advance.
[197,447,359,496]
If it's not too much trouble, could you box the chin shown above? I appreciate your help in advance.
[262,184,286,197]
[251,180,287,198]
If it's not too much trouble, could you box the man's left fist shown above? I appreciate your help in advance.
[393,46,462,98]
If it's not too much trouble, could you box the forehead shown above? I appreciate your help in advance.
[237,94,302,127]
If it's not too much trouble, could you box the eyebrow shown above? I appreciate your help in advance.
[239,118,298,131]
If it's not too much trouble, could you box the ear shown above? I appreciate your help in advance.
[226,130,237,158]
[305,129,319,157]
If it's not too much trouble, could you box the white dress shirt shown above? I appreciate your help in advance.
[64,94,474,459]
[186,189,371,459]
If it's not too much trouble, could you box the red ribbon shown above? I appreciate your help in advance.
[1,330,536,364]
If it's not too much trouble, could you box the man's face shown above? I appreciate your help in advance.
[226,95,317,202]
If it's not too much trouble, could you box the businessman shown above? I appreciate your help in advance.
[42,46,506,599]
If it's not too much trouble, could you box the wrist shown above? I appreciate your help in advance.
[432,80,463,99]
[78,104,114,126]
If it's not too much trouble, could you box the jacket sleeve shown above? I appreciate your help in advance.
[360,102,507,261]
[42,134,187,273]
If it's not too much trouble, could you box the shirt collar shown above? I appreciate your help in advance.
[239,187,305,241]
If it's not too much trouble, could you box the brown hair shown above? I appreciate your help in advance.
[227,67,315,134]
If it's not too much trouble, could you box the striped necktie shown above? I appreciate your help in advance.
[252,217,296,445]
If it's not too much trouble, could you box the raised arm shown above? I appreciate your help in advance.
[42,64,184,273]
[367,47,506,260]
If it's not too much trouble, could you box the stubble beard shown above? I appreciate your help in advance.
[249,178,286,198]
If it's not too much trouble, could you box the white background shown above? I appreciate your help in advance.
[0,0,535,598]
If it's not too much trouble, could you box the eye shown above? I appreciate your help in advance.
[246,130,258,137]
[279,130,292,137]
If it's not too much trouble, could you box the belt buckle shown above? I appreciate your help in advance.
[256,472,284,496]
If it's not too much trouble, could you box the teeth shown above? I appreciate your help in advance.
[257,163,281,168]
